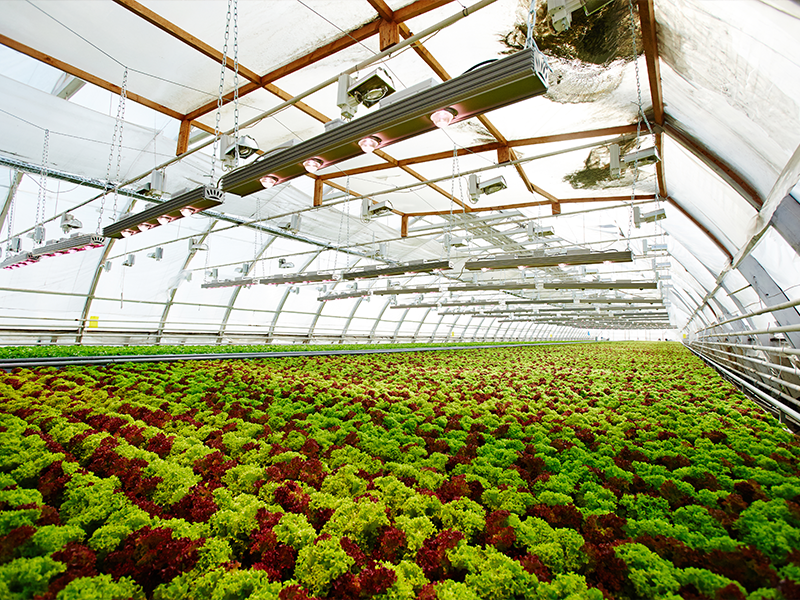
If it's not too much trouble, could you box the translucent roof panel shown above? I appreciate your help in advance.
[657,0,800,199]
[1,0,798,344]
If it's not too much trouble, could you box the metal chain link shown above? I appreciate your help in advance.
[525,0,537,49]
[211,0,233,185]
[626,0,646,250]
[98,68,128,231]
[6,172,17,249]
[334,176,350,271]
[112,69,128,221]
[232,0,240,167]
[35,129,50,238]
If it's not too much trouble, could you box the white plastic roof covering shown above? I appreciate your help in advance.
[0,0,798,346]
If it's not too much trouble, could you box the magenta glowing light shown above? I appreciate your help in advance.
[431,108,457,128]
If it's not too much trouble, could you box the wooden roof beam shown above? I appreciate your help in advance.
[402,194,657,217]
[666,195,733,262]
[663,119,763,210]
[637,0,663,125]
[0,33,183,121]
[318,125,639,181]
[183,0,455,123]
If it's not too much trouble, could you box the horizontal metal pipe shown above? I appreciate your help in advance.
[693,342,800,379]
[696,340,800,357]
[689,345,800,395]
[698,324,800,338]
[698,296,800,333]
[686,345,800,424]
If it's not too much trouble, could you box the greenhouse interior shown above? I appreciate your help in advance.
[1,0,799,598]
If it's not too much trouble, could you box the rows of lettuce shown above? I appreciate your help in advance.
[0,340,552,361]
[1,343,799,599]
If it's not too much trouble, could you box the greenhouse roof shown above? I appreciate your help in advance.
[0,0,798,346]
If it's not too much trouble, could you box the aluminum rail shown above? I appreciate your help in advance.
[696,340,800,357]
[696,324,800,339]
[0,340,593,370]
[697,296,800,333]
[692,342,800,377]
[691,344,800,395]
[686,344,800,426]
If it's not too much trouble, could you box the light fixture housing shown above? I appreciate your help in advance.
[220,46,550,197]
[1,233,106,269]
[348,68,396,108]
[60,213,82,234]
[527,223,555,239]
[259,175,278,189]
[623,146,659,165]
[634,207,666,228]
[361,198,394,220]
[358,136,381,153]
[465,250,633,271]
[431,108,457,128]
[303,158,323,173]
[103,186,225,239]
[468,174,507,202]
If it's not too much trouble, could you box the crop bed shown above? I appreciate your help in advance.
[1,342,799,599]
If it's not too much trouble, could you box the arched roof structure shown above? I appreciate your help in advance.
[0,0,798,350]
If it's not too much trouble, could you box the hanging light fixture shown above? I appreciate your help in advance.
[358,136,381,153]
[431,108,457,128]
[259,175,278,189]
[220,45,551,197]
[103,186,224,239]
[303,158,323,173]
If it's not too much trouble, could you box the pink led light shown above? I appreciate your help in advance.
[303,158,323,173]
[431,108,457,128]
[358,136,380,153]
[260,175,278,189]
[179,207,195,218]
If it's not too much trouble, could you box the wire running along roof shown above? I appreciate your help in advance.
[0,0,798,345]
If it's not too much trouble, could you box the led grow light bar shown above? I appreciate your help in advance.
[1,234,106,270]
[103,186,225,239]
[318,280,658,300]
[465,250,632,271]
[200,259,454,289]
[220,46,550,197]
[390,298,664,309]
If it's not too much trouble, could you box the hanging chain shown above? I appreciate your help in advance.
[211,0,234,185]
[334,176,350,272]
[35,129,50,241]
[626,0,651,250]
[6,173,17,250]
[98,68,128,231]
[112,69,128,221]
[525,0,537,49]
[448,144,458,240]
[231,0,240,167]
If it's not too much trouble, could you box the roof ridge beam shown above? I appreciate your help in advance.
[182,0,457,123]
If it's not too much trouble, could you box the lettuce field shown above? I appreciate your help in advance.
[1,342,799,600]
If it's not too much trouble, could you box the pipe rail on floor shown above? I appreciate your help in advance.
[696,324,800,340]
[694,340,800,357]
[692,342,800,379]
[696,297,800,333]
[0,340,593,370]
[690,344,800,400]
[686,344,800,428]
